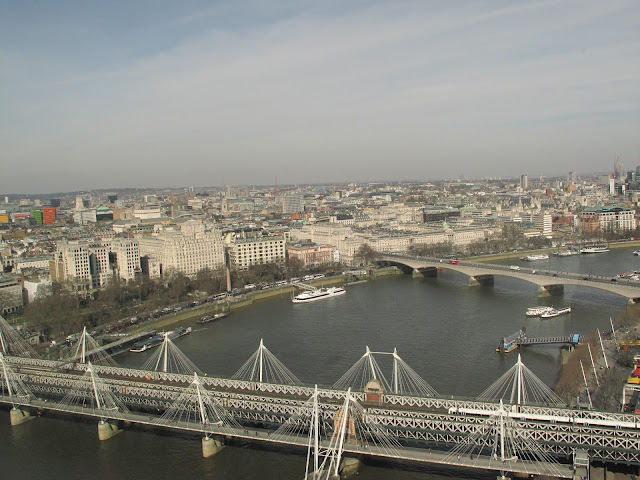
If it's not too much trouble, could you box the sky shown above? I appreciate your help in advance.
[1,0,639,194]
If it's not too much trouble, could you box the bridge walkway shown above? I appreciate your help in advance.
[4,397,575,479]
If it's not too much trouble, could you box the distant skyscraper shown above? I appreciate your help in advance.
[520,175,529,190]
[75,196,85,210]
[282,193,304,214]
[568,171,577,184]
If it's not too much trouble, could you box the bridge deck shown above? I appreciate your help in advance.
[1,397,574,478]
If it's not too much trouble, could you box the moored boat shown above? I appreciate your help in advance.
[521,254,549,261]
[199,312,228,325]
[540,307,572,319]
[634,250,640,256]
[129,326,191,352]
[292,286,346,303]
[580,246,609,254]
[554,250,580,257]
[526,306,555,317]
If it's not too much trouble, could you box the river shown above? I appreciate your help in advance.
[3,246,638,479]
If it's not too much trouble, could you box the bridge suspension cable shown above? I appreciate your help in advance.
[141,333,204,376]
[62,326,118,366]
[478,354,564,407]
[0,314,38,358]
[59,362,129,421]
[272,386,404,479]
[0,352,33,407]
[333,346,438,397]
[445,399,566,478]
[156,373,240,434]
[232,338,301,385]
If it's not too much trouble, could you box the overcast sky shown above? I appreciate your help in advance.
[1,0,639,194]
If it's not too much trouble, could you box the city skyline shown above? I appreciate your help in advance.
[2,0,639,194]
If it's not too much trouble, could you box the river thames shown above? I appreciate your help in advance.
[2,246,638,479]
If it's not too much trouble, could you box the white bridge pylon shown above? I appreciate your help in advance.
[141,333,204,376]
[63,326,118,367]
[59,362,129,421]
[445,399,566,478]
[232,339,301,385]
[156,373,240,435]
[0,352,34,407]
[0,314,38,358]
[478,354,564,407]
[271,386,403,480]
[333,346,438,397]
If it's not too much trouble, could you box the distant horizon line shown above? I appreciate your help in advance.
[1,172,619,198]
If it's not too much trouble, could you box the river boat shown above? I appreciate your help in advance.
[199,313,228,325]
[292,286,346,303]
[580,246,609,254]
[540,307,572,319]
[521,254,549,261]
[526,306,555,317]
[553,250,580,257]
[495,342,518,353]
[634,250,640,256]
[130,326,191,352]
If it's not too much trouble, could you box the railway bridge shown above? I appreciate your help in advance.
[1,331,639,479]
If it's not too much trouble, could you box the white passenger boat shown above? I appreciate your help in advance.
[580,246,609,254]
[540,307,572,319]
[292,286,346,303]
[521,254,549,261]
[633,250,640,256]
[554,250,579,257]
[129,326,191,352]
[526,306,555,317]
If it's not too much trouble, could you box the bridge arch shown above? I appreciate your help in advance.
[379,254,640,302]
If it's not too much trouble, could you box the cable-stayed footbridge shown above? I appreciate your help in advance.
[1,317,638,479]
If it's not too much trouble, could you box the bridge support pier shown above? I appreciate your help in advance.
[9,407,33,426]
[97,420,120,441]
[627,297,640,306]
[469,275,494,287]
[538,284,564,297]
[202,435,224,458]
[340,457,362,478]
[413,267,438,278]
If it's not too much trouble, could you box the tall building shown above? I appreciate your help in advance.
[31,210,43,225]
[282,193,304,214]
[138,220,225,277]
[107,239,141,282]
[535,213,552,237]
[520,175,529,190]
[42,207,56,225]
[567,171,577,184]
[579,206,635,233]
[225,230,286,270]
[51,240,113,290]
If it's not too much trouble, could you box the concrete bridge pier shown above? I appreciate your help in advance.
[413,267,438,278]
[469,274,494,287]
[202,435,224,458]
[9,407,33,426]
[97,420,121,440]
[538,284,564,297]
[627,297,640,306]
[340,457,363,478]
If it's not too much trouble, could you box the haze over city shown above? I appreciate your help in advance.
[1,0,639,194]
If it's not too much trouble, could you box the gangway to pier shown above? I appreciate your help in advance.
[497,328,583,353]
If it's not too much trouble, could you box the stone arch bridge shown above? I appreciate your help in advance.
[379,254,640,303]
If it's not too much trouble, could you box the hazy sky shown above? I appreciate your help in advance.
[1,0,639,194]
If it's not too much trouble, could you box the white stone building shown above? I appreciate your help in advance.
[137,220,225,277]
[225,231,286,270]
